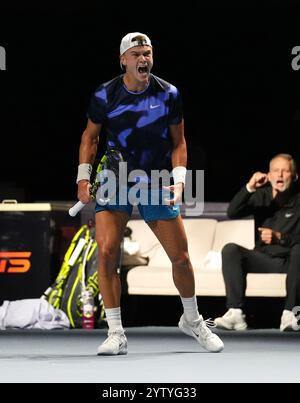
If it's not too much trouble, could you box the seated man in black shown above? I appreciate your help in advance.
[214,153,300,331]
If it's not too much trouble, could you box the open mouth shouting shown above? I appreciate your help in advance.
[276,179,284,187]
[137,64,149,77]
[273,179,289,192]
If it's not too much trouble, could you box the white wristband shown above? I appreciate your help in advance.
[172,166,187,186]
[76,163,92,184]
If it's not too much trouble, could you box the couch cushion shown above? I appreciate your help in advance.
[196,272,286,297]
[200,219,255,271]
[182,219,218,269]
[127,266,176,295]
[245,273,286,297]
[125,218,286,297]
[125,219,169,266]
[212,219,255,251]
[126,266,286,297]
[126,218,217,268]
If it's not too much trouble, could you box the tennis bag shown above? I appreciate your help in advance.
[42,224,106,328]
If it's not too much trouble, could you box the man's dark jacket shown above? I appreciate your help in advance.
[227,183,300,257]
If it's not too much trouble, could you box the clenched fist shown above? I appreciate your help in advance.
[258,227,281,245]
[247,172,269,192]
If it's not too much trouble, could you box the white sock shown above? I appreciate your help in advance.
[180,296,200,323]
[105,307,124,333]
[229,308,243,313]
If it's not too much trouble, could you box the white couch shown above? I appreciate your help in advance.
[125,218,286,297]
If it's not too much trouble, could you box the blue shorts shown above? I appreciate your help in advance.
[95,187,180,222]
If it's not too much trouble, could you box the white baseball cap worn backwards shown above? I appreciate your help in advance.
[120,32,152,55]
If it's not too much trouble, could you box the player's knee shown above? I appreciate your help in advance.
[171,252,190,270]
[98,242,119,263]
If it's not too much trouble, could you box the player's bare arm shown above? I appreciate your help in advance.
[77,119,101,203]
[164,120,187,205]
[169,120,187,169]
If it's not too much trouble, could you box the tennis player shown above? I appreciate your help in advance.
[76,32,224,355]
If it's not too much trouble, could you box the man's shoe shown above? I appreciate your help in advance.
[178,314,224,352]
[280,310,299,332]
[214,308,247,330]
[97,331,128,355]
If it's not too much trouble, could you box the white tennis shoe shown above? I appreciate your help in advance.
[214,308,248,331]
[179,314,224,352]
[280,310,299,332]
[97,331,128,355]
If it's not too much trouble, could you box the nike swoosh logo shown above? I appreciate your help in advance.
[150,104,160,109]
[191,329,200,338]
[285,213,293,218]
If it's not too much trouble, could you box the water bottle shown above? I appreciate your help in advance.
[81,288,95,330]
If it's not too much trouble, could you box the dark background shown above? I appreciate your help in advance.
[1,2,300,203]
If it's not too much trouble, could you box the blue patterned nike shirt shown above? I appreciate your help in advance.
[87,74,183,179]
